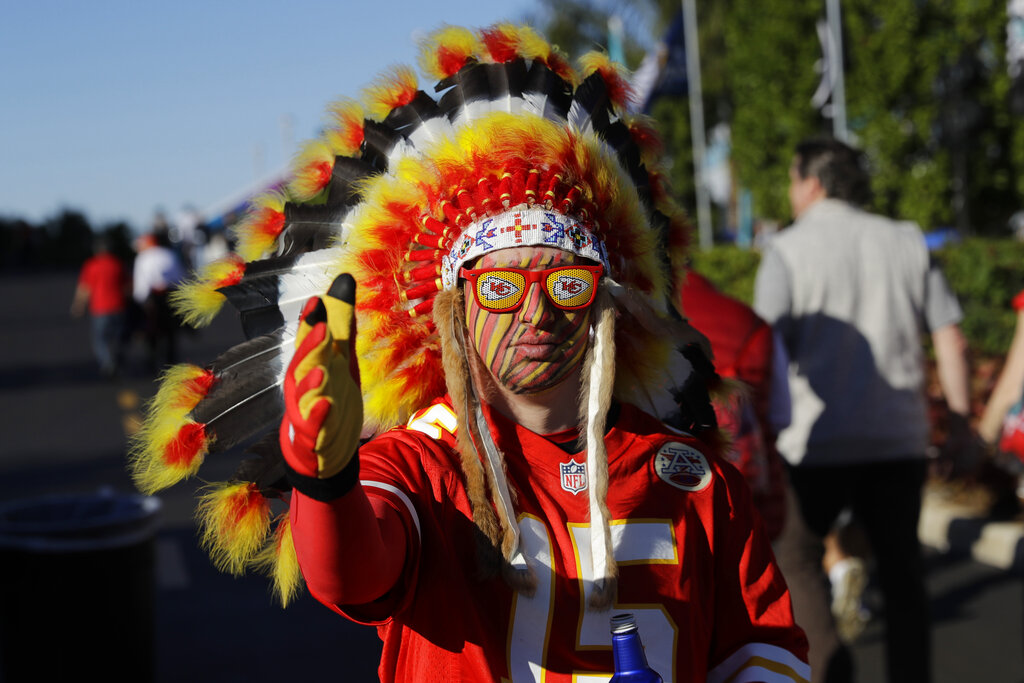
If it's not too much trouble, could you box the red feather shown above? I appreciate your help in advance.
[183,370,216,400]
[165,422,207,468]
[438,47,470,77]
[255,207,286,240]
[480,27,519,63]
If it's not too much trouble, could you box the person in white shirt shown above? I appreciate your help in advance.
[132,230,186,371]
[754,137,973,683]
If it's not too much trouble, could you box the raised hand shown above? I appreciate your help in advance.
[280,274,363,500]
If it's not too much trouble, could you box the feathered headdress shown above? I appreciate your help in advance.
[131,23,701,607]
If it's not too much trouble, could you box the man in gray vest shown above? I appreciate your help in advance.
[754,138,973,683]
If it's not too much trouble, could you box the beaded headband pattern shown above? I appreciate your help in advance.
[440,208,608,289]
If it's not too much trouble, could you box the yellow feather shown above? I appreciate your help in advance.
[254,516,303,608]
[362,65,419,121]
[169,279,222,329]
[577,51,616,78]
[287,140,335,201]
[233,190,288,262]
[128,417,209,494]
[128,364,213,493]
[323,97,365,156]
[196,481,271,576]
[512,24,550,61]
[417,25,480,79]
[169,255,244,328]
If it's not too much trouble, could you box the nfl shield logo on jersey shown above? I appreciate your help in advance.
[654,442,713,492]
[560,459,588,495]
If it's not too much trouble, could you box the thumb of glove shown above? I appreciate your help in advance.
[323,273,360,391]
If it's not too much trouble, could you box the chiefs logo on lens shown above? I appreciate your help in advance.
[551,275,589,301]
[481,275,522,301]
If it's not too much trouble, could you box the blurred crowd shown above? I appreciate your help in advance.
[69,209,231,379]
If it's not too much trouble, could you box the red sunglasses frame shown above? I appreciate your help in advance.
[459,264,604,312]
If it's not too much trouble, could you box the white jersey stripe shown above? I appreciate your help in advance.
[706,642,811,683]
[361,480,421,540]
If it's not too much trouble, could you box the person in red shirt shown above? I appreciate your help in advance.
[281,246,808,681]
[680,270,789,540]
[71,235,128,377]
[130,24,809,682]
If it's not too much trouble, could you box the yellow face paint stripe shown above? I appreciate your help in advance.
[504,315,589,387]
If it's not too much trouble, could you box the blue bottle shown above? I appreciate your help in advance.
[609,613,664,682]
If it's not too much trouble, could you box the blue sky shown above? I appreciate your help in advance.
[0,0,552,233]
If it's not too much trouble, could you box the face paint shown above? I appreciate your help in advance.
[464,247,594,395]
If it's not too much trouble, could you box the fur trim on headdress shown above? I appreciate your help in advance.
[362,65,420,121]
[434,287,538,595]
[579,286,618,609]
[288,140,336,202]
[434,288,502,549]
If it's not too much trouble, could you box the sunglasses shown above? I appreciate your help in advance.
[459,264,604,313]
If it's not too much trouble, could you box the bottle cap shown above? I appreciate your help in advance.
[610,613,638,634]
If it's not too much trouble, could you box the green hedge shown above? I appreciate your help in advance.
[688,238,1024,357]
[688,244,762,306]
[933,238,1024,356]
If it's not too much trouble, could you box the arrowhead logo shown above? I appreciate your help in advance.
[654,442,712,492]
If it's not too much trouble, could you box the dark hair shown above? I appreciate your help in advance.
[793,137,872,206]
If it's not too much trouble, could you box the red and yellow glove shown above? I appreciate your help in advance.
[280,274,363,501]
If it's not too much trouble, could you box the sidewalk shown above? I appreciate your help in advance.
[918,479,1024,572]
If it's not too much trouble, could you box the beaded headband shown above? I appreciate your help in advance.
[440,208,609,289]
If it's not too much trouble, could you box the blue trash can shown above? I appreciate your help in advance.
[0,491,162,682]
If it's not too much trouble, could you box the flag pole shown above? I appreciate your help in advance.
[682,0,713,249]
[826,0,848,142]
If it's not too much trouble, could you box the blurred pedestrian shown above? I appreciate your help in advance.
[680,269,790,540]
[754,137,974,683]
[132,229,185,371]
[979,288,1024,498]
[70,234,128,377]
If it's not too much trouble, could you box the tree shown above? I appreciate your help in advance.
[530,0,658,68]
[726,0,1022,232]
[724,0,826,222]
[534,0,731,228]
[45,209,93,267]
[537,0,1024,235]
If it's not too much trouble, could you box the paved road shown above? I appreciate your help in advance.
[0,270,1020,682]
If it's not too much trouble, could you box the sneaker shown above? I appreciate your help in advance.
[829,557,870,643]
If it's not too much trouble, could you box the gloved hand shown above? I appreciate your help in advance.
[280,273,363,501]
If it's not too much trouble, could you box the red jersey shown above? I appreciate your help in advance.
[78,253,127,315]
[680,271,786,539]
[294,397,808,682]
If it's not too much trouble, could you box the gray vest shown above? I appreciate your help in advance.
[756,199,961,466]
